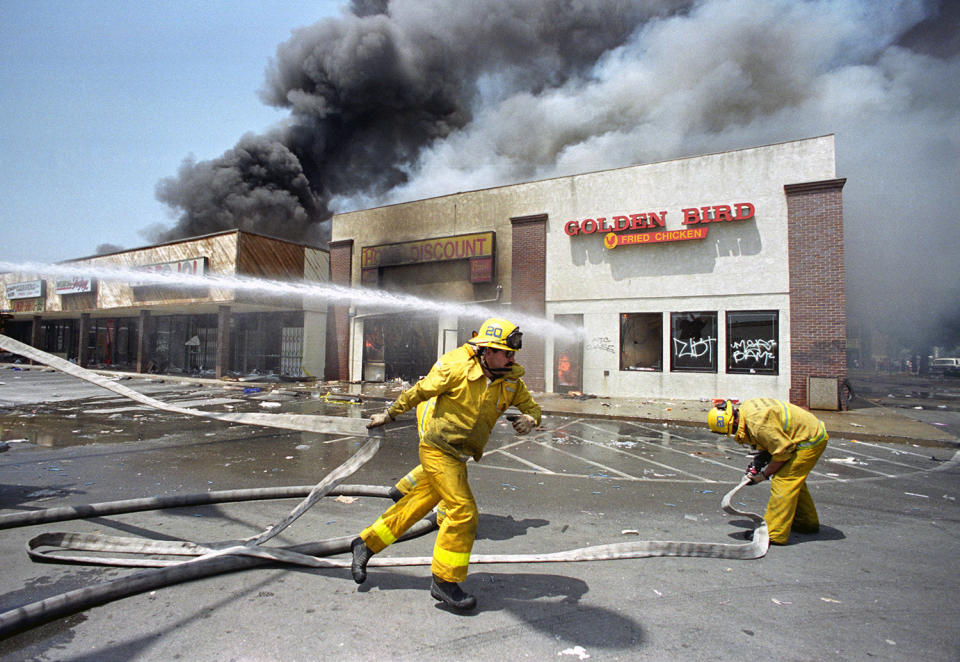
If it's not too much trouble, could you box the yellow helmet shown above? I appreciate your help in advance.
[473,317,522,352]
[707,400,735,435]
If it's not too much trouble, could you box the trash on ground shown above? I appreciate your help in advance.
[559,645,590,660]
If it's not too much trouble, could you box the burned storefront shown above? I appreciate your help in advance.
[1,230,329,380]
[328,136,847,407]
[351,232,498,384]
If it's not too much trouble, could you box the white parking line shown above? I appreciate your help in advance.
[577,422,744,475]
[493,449,556,474]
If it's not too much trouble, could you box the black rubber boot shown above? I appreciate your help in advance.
[351,537,374,584]
[430,575,477,610]
[388,486,404,502]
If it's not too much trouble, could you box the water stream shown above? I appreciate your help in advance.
[0,260,581,340]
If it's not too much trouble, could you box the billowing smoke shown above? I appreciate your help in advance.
[153,0,960,354]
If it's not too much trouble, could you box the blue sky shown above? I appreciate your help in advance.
[0,0,342,263]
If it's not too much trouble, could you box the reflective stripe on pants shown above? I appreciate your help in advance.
[362,443,477,582]
[765,440,827,544]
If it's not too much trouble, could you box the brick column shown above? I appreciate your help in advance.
[785,178,847,406]
[327,239,354,381]
[510,213,547,391]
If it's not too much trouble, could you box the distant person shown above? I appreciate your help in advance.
[707,398,828,545]
[352,318,541,610]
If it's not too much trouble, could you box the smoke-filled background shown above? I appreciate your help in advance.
[147,0,958,356]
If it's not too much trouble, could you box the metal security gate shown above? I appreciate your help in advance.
[281,326,304,377]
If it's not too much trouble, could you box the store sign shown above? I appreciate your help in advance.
[12,299,45,313]
[5,280,45,300]
[604,227,709,249]
[469,256,493,283]
[138,257,208,276]
[55,277,96,295]
[361,231,495,269]
[565,202,756,249]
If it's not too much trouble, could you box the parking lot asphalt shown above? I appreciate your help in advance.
[0,366,958,661]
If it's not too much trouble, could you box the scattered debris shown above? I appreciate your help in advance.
[333,495,358,504]
[904,492,929,498]
[621,529,639,535]
[559,645,590,659]
[820,597,841,604]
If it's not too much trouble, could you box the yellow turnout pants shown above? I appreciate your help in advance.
[394,465,447,524]
[362,444,477,582]
[393,399,448,523]
[765,440,827,544]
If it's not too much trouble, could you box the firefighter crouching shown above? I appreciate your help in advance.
[352,318,541,610]
[708,397,829,545]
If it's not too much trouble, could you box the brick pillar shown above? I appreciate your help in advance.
[327,239,354,381]
[216,305,231,379]
[511,213,547,391]
[785,178,847,406]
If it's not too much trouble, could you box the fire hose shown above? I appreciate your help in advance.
[0,334,768,637]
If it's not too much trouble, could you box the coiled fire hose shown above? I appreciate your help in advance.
[0,334,767,637]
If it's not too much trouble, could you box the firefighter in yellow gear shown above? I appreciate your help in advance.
[386,338,481,523]
[708,397,828,545]
[352,318,541,610]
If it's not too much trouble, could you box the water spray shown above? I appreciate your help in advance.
[0,260,582,341]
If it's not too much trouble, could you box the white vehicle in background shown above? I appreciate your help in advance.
[930,357,960,377]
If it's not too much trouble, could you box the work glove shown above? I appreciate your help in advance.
[366,409,393,429]
[744,466,767,485]
[512,413,537,435]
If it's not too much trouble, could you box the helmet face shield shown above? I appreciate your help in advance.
[503,327,523,350]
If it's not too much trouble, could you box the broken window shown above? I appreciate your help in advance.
[670,311,717,372]
[620,313,662,371]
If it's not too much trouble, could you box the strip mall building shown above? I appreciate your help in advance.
[1,231,330,379]
[329,135,846,407]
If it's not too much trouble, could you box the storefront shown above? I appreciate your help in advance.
[329,136,847,407]
[1,230,329,379]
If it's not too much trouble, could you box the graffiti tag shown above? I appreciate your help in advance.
[730,339,777,367]
[672,336,716,361]
[586,336,616,354]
